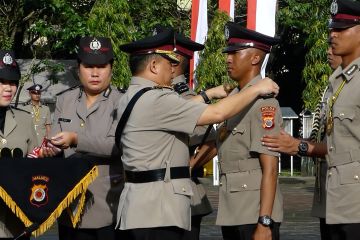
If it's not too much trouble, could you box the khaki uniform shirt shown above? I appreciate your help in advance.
[51,86,123,228]
[173,75,213,216]
[0,107,38,237]
[216,75,283,226]
[325,57,360,224]
[116,77,207,230]
[21,103,51,144]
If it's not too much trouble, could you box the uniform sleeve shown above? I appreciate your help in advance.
[249,98,283,156]
[50,95,64,137]
[45,106,51,125]
[153,92,207,134]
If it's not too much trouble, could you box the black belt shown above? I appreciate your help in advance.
[125,166,190,183]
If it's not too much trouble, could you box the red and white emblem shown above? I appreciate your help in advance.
[261,106,276,130]
[30,175,49,207]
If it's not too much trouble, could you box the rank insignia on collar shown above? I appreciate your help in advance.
[2,53,13,65]
[345,65,358,76]
[89,38,101,51]
[261,106,276,130]
[30,175,49,207]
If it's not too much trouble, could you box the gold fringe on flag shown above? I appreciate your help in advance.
[0,165,98,237]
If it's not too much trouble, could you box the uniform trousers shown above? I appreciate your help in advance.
[327,223,360,240]
[181,215,202,240]
[58,223,117,240]
[319,218,330,240]
[122,226,185,240]
[221,223,280,240]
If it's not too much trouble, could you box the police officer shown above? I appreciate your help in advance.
[215,22,283,240]
[261,45,342,240]
[0,50,38,239]
[43,37,123,240]
[170,29,227,240]
[116,28,279,240]
[21,84,51,145]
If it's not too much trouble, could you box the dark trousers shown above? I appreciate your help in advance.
[319,218,331,240]
[221,223,280,240]
[328,223,360,240]
[182,215,203,240]
[58,223,117,240]
[122,226,185,240]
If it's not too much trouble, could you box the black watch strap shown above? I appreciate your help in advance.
[199,90,211,104]
[258,215,274,227]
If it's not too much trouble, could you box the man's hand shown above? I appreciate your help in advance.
[253,224,272,240]
[261,129,300,156]
[206,85,230,100]
[253,77,279,97]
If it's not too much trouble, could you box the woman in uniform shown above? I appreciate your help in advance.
[42,37,123,240]
[0,49,38,239]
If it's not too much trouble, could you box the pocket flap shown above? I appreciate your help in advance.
[171,179,193,196]
[228,171,262,192]
[338,162,360,185]
[231,125,247,135]
[333,108,355,121]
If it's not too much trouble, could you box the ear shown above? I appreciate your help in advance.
[251,54,261,65]
[149,58,158,74]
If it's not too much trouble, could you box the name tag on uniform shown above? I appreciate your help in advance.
[58,118,71,123]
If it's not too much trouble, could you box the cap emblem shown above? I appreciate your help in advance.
[224,26,230,40]
[2,53,13,65]
[89,38,101,51]
[152,28,158,36]
[35,85,40,91]
[330,0,338,15]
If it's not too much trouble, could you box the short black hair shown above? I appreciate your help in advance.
[129,54,159,75]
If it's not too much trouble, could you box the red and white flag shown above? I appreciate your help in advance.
[219,0,235,20]
[189,0,208,89]
[247,0,278,76]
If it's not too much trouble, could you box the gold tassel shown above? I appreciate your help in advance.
[0,166,98,237]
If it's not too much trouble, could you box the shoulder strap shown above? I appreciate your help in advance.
[115,87,153,148]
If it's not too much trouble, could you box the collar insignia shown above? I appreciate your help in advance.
[345,64,358,76]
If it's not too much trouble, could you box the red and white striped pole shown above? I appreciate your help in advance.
[189,0,208,89]
[218,0,235,19]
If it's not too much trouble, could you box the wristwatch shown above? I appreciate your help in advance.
[298,141,309,156]
[199,90,211,104]
[258,215,274,227]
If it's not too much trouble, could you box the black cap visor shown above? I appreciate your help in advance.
[78,53,113,65]
[222,44,250,53]
[329,19,360,29]
[0,68,20,82]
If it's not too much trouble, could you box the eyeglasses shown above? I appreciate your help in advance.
[30,91,41,95]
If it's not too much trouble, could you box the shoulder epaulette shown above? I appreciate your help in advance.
[56,85,80,96]
[10,107,31,114]
[153,85,173,91]
[173,82,189,94]
[261,93,275,99]
[117,86,127,93]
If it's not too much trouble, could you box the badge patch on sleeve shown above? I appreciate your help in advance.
[261,106,276,130]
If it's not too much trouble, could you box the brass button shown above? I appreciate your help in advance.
[219,182,223,186]
[329,146,334,151]
[182,187,186,192]
[80,122,85,127]
[339,113,345,117]
[241,184,247,189]
[1,138,7,144]
[328,172,332,176]
[354,175,359,180]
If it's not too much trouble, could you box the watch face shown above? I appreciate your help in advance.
[263,218,271,225]
[299,142,308,152]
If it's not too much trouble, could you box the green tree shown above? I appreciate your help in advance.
[277,0,332,110]
[87,0,135,87]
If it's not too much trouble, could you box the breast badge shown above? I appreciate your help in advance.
[261,106,276,130]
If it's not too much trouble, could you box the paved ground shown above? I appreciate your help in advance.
[32,176,319,240]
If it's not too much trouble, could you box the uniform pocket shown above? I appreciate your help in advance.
[338,162,360,185]
[171,179,193,196]
[333,107,355,136]
[227,171,262,192]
